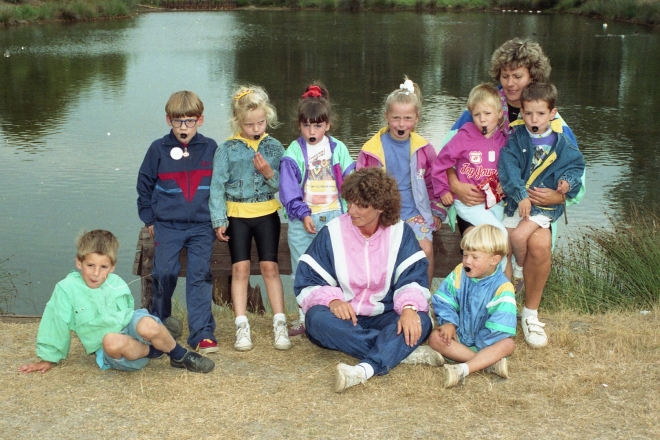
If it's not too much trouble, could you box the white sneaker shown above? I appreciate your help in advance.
[273,320,292,350]
[234,322,253,351]
[400,345,444,366]
[522,315,548,348]
[334,363,366,393]
[443,364,466,388]
[485,357,509,379]
[513,263,524,279]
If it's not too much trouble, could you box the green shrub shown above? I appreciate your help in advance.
[0,4,16,24]
[99,0,130,16]
[337,0,361,11]
[545,207,660,313]
[15,4,38,20]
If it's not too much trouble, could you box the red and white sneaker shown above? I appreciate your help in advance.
[196,338,219,354]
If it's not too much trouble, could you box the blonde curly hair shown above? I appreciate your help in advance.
[489,38,551,84]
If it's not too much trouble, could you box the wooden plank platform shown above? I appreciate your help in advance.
[133,223,462,311]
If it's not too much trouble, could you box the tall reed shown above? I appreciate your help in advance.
[544,206,660,313]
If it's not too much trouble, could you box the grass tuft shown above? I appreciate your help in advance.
[545,206,660,313]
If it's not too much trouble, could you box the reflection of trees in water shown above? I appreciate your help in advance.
[0,24,130,152]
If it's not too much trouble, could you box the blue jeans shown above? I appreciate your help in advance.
[96,309,160,372]
[288,210,341,282]
[305,305,433,375]
[150,221,216,348]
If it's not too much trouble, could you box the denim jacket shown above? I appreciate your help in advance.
[498,124,585,222]
[209,134,284,229]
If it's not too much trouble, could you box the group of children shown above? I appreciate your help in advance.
[19,76,584,389]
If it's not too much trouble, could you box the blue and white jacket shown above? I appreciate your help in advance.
[137,131,217,226]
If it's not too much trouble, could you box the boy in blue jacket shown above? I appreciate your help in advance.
[498,83,585,348]
[429,224,516,388]
[136,91,219,354]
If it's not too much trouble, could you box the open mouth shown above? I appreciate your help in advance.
[179,133,188,139]
[464,267,472,273]
[253,135,260,140]
[309,137,316,143]
[532,126,539,133]
[397,130,405,136]
[482,126,488,135]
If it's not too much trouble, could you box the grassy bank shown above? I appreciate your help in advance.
[1,0,659,26]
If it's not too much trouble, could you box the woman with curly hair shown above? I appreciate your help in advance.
[440,38,586,349]
[294,168,443,393]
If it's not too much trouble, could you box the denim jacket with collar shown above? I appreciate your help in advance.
[209,134,284,229]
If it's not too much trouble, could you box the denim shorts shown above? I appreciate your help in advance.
[95,308,162,372]
[288,210,341,279]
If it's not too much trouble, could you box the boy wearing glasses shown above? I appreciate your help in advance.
[137,91,220,355]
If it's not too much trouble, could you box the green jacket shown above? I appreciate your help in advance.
[36,272,134,364]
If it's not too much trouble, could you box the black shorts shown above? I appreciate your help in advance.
[456,215,473,236]
[226,212,281,263]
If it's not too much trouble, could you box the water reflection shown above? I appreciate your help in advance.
[0,11,658,314]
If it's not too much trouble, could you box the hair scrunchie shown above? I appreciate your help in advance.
[302,86,323,99]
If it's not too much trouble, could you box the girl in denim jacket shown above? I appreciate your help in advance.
[279,82,356,336]
[209,85,291,352]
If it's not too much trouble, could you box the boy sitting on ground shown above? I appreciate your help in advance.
[18,230,214,375]
[428,224,516,388]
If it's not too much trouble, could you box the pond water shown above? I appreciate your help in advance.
[1,11,658,315]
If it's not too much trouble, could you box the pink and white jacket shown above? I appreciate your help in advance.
[294,214,430,316]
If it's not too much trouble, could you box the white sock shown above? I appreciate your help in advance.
[459,363,470,377]
[235,315,249,326]
[522,307,537,320]
[357,362,374,380]
[298,308,305,322]
[273,313,286,325]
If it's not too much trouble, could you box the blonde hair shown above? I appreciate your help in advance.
[384,75,423,120]
[466,83,504,129]
[229,85,279,134]
[76,230,119,265]
[165,91,204,118]
[461,224,508,257]
[489,38,551,84]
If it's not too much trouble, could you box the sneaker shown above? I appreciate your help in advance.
[288,320,306,337]
[234,323,253,351]
[164,316,183,340]
[170,350,214,373]
[334,363,366,393]
[400,345,444,366]
[196,338,219,354]
[485,357,509,379]
[443,364,466,388]
[522,315,548,348]
[273,320,292,350]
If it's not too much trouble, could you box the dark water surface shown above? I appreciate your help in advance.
[1,11,658,314]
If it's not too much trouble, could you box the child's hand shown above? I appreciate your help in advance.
[518,198,531,220]
[303,216,317,234]
[496,182,504,196]
[147,225,154,238]
[253,153,274,180]
[441,192,454,207]
[437,323,456,346]
[556,180,570,195]
[433,215,442,230]
[18,361,53,374]
[215,226,229,242]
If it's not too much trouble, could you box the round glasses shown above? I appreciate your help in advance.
[170,118,198,128]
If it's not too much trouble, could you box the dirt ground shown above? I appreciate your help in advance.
[3,309,659,439]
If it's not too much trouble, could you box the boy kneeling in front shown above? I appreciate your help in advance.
[429,224,516,388]
[18,230,214,375]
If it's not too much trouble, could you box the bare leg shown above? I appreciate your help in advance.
[231,260,251,317]
[523,228,552,310]
[102,316,177,360]
[504,227,515,280]
[418,238,434,287]
[509,220,541,267]
[260,261,285,315]
[429,330,515,372]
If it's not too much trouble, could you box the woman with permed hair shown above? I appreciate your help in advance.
[294,167,444,393]
[438,38,586,350]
